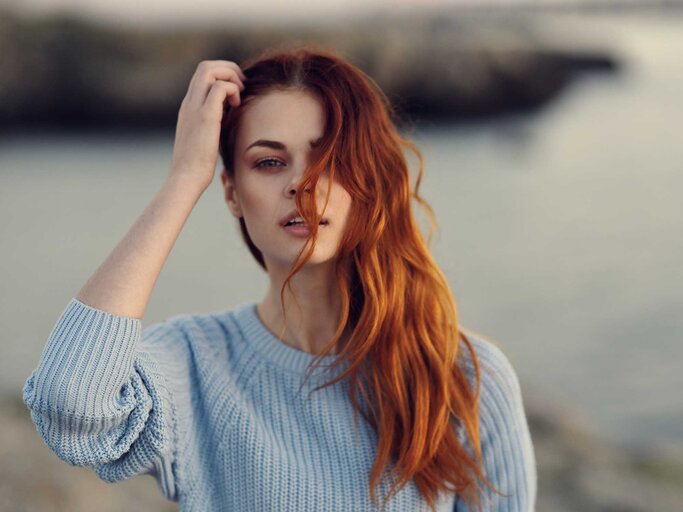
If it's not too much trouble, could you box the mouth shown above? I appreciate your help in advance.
[282,219,329,227]
[282,221,327,238]
[279,210,329,228]
[280,211,329,239]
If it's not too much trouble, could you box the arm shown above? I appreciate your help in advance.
[455,333,537,511]
[22,61,246,497]
[76,60,246,319]
[22,300,187,498]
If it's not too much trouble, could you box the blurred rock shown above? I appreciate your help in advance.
[0,8,618,132]
[0,395,177,512]
[527,401,683,511]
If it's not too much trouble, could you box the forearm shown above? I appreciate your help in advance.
[76,173,204,319]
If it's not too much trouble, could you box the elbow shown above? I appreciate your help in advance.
[23,373,154,467]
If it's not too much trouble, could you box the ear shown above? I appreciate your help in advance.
[221,168,243,219]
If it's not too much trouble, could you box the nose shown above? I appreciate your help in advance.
[285,163,311,197]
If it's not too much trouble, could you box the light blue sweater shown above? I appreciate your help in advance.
[23,298,536,511]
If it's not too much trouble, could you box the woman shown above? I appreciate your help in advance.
[23,46,536,511]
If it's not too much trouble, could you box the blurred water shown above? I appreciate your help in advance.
[1,12,681,451]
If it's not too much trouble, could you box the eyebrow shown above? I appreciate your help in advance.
[245,137,322,153]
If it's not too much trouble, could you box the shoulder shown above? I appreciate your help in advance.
[456,327,522,397]
[456,328,538,509]
[455,327,530,440]
[139,304,258,373]
[139,306,243,364]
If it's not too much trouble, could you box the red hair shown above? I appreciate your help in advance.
[218,44,500,511]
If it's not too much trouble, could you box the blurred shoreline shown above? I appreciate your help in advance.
[2,393,681,511]
[0,7,619,132]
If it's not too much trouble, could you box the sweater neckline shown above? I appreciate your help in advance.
[232,301,347,376]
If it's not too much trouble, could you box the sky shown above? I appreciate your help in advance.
[2,1,672,27]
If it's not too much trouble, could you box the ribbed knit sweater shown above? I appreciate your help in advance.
[23,298,536,511]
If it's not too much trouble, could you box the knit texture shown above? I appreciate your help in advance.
[23,298,536,511]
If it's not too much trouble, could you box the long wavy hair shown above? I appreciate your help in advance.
[218,44,500,512]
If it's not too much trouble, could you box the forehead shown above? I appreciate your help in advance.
[236,89,325,149]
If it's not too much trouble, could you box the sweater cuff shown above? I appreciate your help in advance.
[24,298,142,419]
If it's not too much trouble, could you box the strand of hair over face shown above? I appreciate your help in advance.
[218,44,504,512]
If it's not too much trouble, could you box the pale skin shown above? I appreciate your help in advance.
[76,60,352,356]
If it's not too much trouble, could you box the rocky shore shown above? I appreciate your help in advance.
[0,8,618,132]
[1,393,681,511]
[528,403,683,511]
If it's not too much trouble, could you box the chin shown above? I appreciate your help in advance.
[265,250,337,270]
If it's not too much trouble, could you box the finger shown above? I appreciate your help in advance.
[218,60,247,81]
[221,60,247,81]
[201,60,247,82]
[204,80,241,116]
[200,61,246,90]
[187,61,246,105]
[189,60,245,86]
[192,67,244,106]
[204,72,243,106]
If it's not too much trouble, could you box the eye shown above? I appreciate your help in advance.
[254,158,285,169]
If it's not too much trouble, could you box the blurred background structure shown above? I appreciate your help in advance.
[1,1,682,511]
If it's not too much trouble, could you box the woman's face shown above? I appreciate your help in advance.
[221,88,352,271]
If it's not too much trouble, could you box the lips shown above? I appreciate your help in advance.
[279,209,329,227]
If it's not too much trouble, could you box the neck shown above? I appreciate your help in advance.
[257,260,351,356]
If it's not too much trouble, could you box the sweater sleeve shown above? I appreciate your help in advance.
[454,332,537,512]
[22,298,189,501]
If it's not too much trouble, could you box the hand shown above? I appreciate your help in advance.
[168,60,246,192]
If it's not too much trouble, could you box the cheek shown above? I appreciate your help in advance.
[240,178,280,225]
[238,173,266,207]
[334,188,353,218]
[241,188,262,210]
